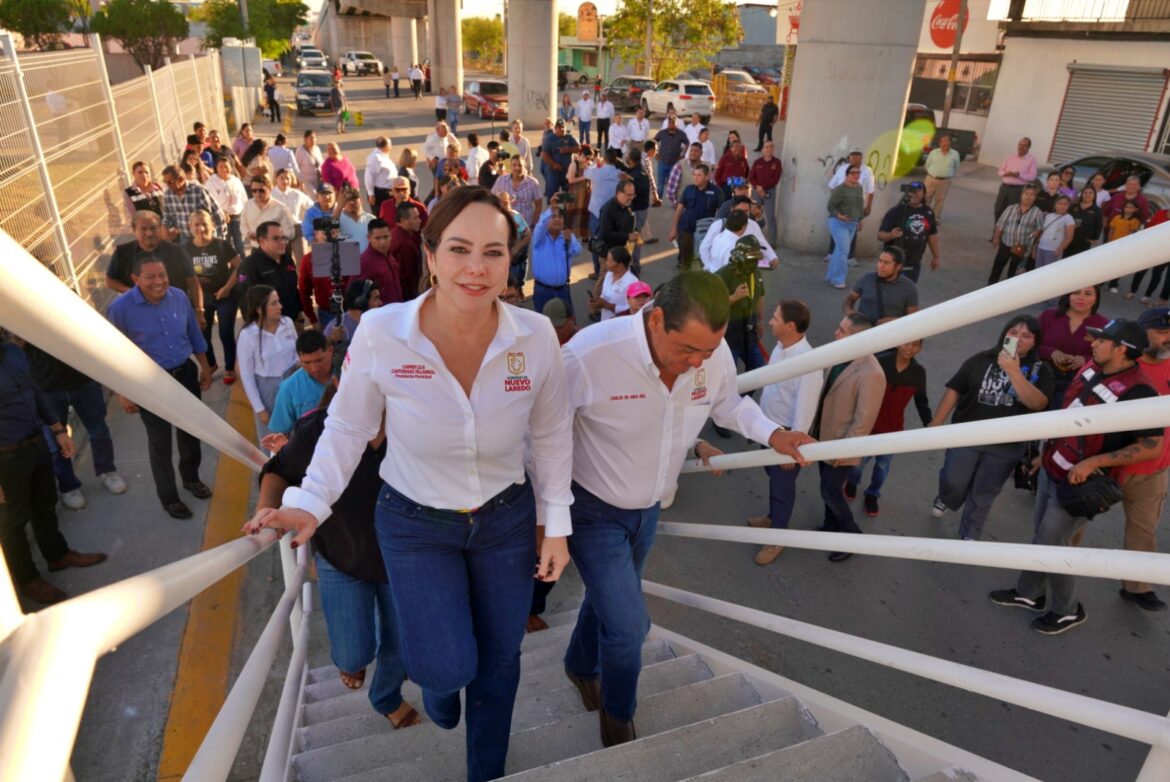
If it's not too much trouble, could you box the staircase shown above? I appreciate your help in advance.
[288,610,1025,781]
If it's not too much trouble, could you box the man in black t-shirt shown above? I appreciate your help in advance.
[236,220,302,323]
[106,211,203,326]
[992,319,1162,635]
[876,181,938,283]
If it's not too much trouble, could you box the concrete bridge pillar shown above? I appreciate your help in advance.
[391,16,418,69]
[428,0,462,97]
[778,0,925,255]
[506,0,557,128]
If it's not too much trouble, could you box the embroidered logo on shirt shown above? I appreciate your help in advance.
[507,352,526,376]
[505,351,531,392]
[392,363,436,379]
[691,368,707,401]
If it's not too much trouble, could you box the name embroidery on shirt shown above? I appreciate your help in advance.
[609,393,647,401]
[505,352,531,392]
[392,363,436,380]
[691,368,707,401]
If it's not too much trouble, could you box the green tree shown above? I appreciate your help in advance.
[92,0,188,71]
[461,15,503,67]
[607,0,740,81]
[558,12,577,38]
[192,0,308,59]
[0,0,72,51]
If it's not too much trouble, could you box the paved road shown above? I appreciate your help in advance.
[63,73,1169,781]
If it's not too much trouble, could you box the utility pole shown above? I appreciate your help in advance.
[644,0,653,78]
[239,0,250,31]
[940,0,967,130]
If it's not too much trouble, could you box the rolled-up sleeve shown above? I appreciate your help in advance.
[526,325,574,536]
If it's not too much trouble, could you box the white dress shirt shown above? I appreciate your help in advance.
[282,291,575,534]
[626,117,650,142]
[272,185,315,223]
[828,162,876,196]
[563,312,779,510]
[467,145,489,177]
[364,149,399,194]
[700,220,778,272]
[596,99,615,120]
[205,174,248,217]
[268,145,300,180]
[758,337,824,433]
[700,140,716,167]
[511,134,533,173]
[607,122,627,153]
[241,198,296,248]
[236,318,299,413]
[683,122,704,146]
[577,98,594,121]
[423,131,456,162]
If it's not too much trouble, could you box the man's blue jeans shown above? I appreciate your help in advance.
[41,381,116,493]
[533,282,573,319]
[764,463,801,528]
[564,484,659,722]
[847,454,893,498]
[656,159,672,198]
[578,119,591,145]
[588,212,601,275]
[375,480,535,782]
[315,555,406,715]
[826,217,857,287]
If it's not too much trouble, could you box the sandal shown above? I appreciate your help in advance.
[339,669,366,689]
[385,702,422,730]
[223,371,236,386]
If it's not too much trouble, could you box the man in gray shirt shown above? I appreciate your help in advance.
[842,246,919,324]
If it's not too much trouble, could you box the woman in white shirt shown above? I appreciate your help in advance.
[273,168,315,260]
[1035,195,1075,269]
[235,285,299,442]
[206,157,248,258]
[296,129,324,195]
[590,245,638,320]
[244,187,573,782]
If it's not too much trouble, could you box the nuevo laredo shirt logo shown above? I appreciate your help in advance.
[691,368,707,401]
[505,352,531,392]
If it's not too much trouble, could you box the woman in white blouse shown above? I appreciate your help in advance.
[235,285,299,442]
[245,186,573,782]
[590,245,638,320]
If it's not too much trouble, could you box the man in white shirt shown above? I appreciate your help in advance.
[561,272,813,747]
[625,108,650,152]
[700,202,778,272]
[683,113,704,146]
[267,134,300,183]
[466,132,489,181]
[364,136,398,216]
[698,127,716,167]
[408,65,423,99]
[510,120,534,173]
[607,113,627,156]
[595,92,616,149]
[576,90,595,146]
[826,148,875,263]
[748,299,824,565]
[422,121,457,176]
[241,174,295,249]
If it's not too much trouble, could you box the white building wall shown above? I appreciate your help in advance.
[979,36,1170,166]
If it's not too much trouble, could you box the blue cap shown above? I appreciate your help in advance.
[728,176,747,188]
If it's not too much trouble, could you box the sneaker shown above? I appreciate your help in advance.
[930,496,947,518]
[99,472,127,495]
[754,544,784,566]
[847,258,859,267]
[1109,286,1120,293]
[843,482,857,501]
[1119,588,1168,612]
[60,489,86,511]
[864,494,879,516]
[989,588,1047,612]
[1031,603,1087,635]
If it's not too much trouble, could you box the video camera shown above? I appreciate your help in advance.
[312,216,341,234]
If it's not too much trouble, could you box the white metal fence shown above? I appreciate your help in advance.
[0,34,224,313]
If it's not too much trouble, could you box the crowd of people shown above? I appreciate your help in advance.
[1,77,1168,782]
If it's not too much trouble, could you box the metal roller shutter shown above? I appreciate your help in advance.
[1050,64,1168,163]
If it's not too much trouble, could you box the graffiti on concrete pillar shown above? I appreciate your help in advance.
[526,89,550,113]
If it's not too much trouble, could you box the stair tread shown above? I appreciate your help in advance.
[679,725,907,782]
[297,672,762,782]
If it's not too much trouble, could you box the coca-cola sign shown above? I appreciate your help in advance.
[930,0,970,49]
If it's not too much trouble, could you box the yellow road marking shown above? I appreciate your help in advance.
[156,382,257,781]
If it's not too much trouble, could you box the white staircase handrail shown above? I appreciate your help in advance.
[642,580,1170,752]
[737,221,1170,393]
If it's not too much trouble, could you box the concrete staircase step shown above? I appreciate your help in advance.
[517,619,575,653]
[501,696,820,782]
[321,672,764,782]
[297,653,714,753]
[913,772,980,782]
[680,725,908,782]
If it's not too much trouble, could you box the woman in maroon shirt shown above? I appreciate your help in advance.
[1037,284,1108,407]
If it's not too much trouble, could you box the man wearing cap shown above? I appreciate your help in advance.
[876,181,939,283]
[924,134,961,219]
[843,246,919,325]
[669,163,721,271]
[702,207,778,273]
[826,149,875,264]
[1111,308,1170,612]
[994,137,1038,222]
[576,90,595,146]
[530,204,582,316]
[540,120,581,200]
[992,319,1161,634]
[542,298,578,345]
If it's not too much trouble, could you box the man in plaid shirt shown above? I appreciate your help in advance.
[161,164,226,245]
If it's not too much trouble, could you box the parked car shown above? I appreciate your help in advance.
[261,59,282,78]
[641,79,715,124]
[1039,152,1170,211]
[295,70,334,116]
[341,51,381,76]
[718,69,765,94]
[602,76,657,111]
[297,48,328,70]
[558,64,588,89]
[743,65,782,85]
[463,79,509,119]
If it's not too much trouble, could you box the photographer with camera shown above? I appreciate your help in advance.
[875,181,939,283]
[530,198,581,316]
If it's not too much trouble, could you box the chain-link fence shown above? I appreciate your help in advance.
[0,34,225,311]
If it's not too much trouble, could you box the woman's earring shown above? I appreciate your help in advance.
[430,274,439,288]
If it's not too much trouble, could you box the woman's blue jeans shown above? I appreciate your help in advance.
[847,454,893,498]
[826,217,857,286]
[375,480,536,782]
[315,554,406,715]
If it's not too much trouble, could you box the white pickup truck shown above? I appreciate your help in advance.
[341,51,382,76]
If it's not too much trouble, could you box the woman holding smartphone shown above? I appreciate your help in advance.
[927,315,1054,541]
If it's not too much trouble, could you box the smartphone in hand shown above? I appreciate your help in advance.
[1002,334,1019,358]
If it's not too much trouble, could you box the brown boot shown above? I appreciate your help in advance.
[746,516,771,528]
[754,545,784,566]
[20,576,68,605]
[47,549,108,572]
[564,669,601,712]
[599,707,636,747]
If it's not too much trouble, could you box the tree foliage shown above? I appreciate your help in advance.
[607,0,740,81]
[0,0,72,51]
[558,12,577,38]
[461,15,503,66]
[92,0,188,70]
[192,0,308,59]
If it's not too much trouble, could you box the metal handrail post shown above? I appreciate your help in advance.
[89,34,130,186]
[189,55,206,130]
[257,617,310,782]
[0,34,81,296]
[163,57,185,147]
[144,65,169,166]
[278,534,301,638]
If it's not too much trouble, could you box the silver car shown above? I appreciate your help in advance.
[1041,151,1170,211]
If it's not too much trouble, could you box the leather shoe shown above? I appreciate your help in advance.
[565,669,601,712]
[599,707,636,747]
[48,549,108,572]
[21,576,68,605]
[165,501,193,519]
[526,614,549,633]
[828,551,853,563]
[183,481,212,499]
[754,544,784,566]
[746,515,771,528]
